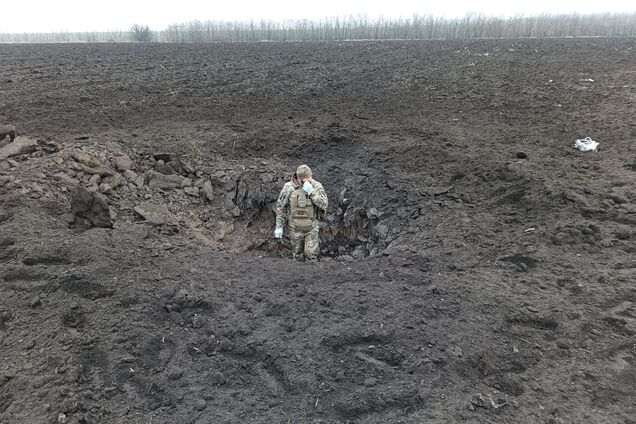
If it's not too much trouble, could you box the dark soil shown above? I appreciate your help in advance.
[0,39,634,424]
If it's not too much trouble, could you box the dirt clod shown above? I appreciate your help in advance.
[71,186,113,228]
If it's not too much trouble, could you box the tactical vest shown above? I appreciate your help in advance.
[290,186,315,232]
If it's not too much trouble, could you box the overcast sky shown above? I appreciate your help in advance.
[4,0,636,33]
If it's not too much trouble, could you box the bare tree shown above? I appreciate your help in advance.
[130,24,153,42]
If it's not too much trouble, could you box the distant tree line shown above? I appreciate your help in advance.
[1,13,635,43]
[0,31,131,43]
[161,13,636,42]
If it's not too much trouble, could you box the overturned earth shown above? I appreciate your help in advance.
[0,38,634,424]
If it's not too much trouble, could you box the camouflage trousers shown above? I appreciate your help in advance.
[289,225,320,261]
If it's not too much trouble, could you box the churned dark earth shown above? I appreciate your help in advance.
[0,38,634,423]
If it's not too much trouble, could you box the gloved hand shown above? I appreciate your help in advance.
[303,181,314,195]
[274,227,283,239]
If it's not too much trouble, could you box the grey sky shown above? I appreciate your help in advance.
[4,0,636,33]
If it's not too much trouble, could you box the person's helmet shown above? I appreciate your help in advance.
[296,164,312,179]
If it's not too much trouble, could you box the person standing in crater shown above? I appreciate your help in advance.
[274,164,328,262]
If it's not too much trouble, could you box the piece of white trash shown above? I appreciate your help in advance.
[574,137,599,152]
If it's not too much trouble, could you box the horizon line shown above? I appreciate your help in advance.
[2,11,636,35]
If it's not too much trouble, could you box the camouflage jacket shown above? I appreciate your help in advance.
[276,178,328,229]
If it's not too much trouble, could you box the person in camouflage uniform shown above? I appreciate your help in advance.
[274,165,328,261]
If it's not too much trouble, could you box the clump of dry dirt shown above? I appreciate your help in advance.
[0,39,634,424]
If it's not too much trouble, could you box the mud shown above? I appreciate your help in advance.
[0,39,634,423]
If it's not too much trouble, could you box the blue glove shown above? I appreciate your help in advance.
[274,227,283,239]
[303,181,314,195]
